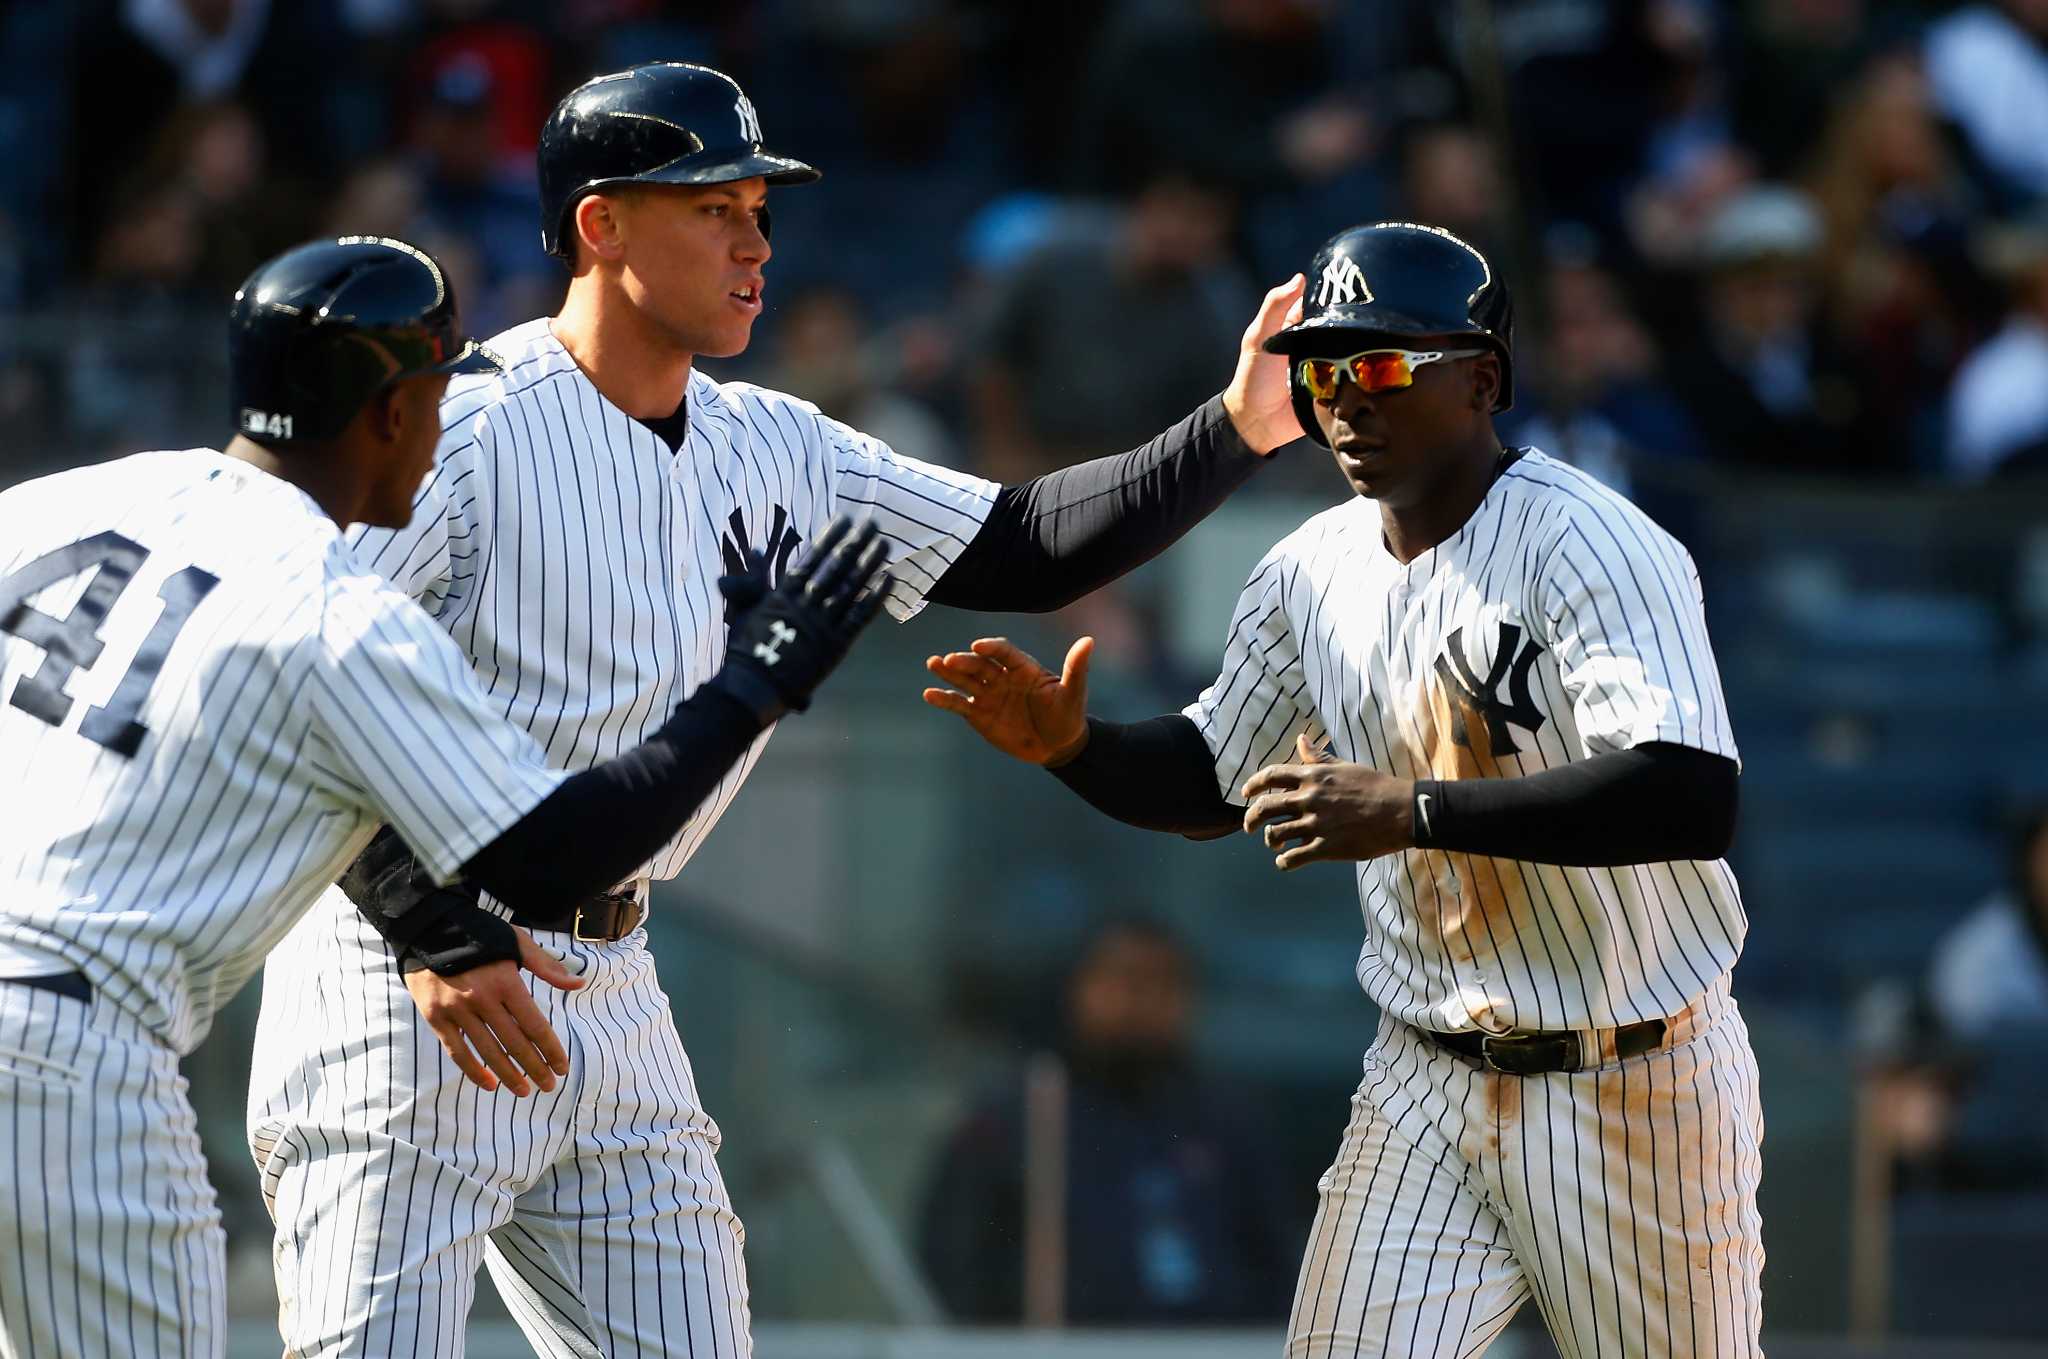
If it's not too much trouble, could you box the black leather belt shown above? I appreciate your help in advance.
[517,889,645,943]
[1424,1017,1667,1075]
[2,971,92,1005]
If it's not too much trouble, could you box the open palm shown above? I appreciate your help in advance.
[922,636,1092,766]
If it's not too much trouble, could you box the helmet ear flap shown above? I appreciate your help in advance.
[1288,363,1329,449]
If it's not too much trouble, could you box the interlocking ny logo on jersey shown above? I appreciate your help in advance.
[1434,623,1546,755]
[1315,255,1373,309]
[720,504,801,623]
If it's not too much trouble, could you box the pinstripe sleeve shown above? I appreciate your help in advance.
[344,414,494,618]
[303,568,565,883]
[1534,504,1739,765]
[1180,547,1319,804]
[822,414,999,622]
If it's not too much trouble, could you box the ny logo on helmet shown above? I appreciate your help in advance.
[1316,256,1373,309]
[735,94,763,145]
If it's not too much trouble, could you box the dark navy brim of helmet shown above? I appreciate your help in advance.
[1263,308,1452,356]
[637,149,821,187]
[427,339,505,377]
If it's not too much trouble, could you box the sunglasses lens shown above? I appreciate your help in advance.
[1353,353,1414,392]
[1302,351,1423,401]
[1299,358,1342,400]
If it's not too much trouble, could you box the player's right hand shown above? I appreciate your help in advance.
[714,515,891,723]
[922,635,1093,766]
[405,929,585,1097]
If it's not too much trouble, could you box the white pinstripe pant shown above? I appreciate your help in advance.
[0,980,226,1359]
[1288,978,1764,1358]
[248,899,749,1359]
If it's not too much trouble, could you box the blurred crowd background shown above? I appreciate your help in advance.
[5,0,2048,1352]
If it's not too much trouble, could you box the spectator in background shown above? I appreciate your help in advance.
[1865,807,2048,1193]
[137,101,307,296]
[1946,218,2048,480]
[1067,0,1372,201]
[1470,0,1714,243]
[918,919,1294,1325]
[69,0,341,260]
[765,285,957,468]
[407,50,558,334]
[1398,123,1511,257]
[1928,808,2048,1037]
[1499,243,1703,497]
[1730,0,1881,180]
[968,172,1254,484]
[1666,184,1896,474]
[746,1,1008,325]
[63,171,218,451]
[1805,55,1988,466]
[1924,0,2048,210]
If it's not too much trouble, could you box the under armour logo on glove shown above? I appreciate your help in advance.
[753,620,798,665]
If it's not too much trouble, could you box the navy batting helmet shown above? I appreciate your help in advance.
[1265,222,1513,446]
[537,62,819,260]
[227,236,501,445]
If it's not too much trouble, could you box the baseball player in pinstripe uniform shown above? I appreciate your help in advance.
[0,236,892,1359]
[925,223,1764,1357]
[245,63,1307,1358]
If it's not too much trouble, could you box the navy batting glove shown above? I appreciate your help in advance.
[713,516,891,724]
[717,546,772,627]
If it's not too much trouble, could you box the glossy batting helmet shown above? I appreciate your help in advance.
[1264,222,1514,446]
[227,236,501,445]
[537,62,820,260]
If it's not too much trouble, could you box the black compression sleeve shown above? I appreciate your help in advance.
[927,396,1265,613]
[1047,714,1240,837]
[1411,743,1738,867]
[460,680,766,911]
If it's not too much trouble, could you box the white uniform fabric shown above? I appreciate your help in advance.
[1184,452,1763,1356]
[0,450,566,1358]
[248,319,998,1358]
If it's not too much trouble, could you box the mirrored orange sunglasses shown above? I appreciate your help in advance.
[1296,347,1486,402]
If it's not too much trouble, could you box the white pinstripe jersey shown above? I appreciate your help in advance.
[1186,451,1745,1033]
[0,451,565,1053]
[348,318,999,883]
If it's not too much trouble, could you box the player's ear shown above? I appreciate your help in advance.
[362,383,406,445]
[574,192,630,267]
[1471,353,1501,412]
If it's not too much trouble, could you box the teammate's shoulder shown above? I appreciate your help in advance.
[440,319,581,422]
[695,371,825,424]
[314,543,437,641]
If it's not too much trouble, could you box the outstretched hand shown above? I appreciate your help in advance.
[404,927,586,1096]
[1223,273,1308,455]
[922,636,1093,766]
[1241,733,1416,871]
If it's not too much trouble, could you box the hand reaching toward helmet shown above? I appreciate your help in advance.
[1223,274,1308,455]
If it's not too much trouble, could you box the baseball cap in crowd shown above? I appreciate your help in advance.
[1699,185,1823,269]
